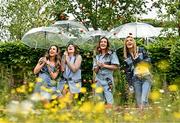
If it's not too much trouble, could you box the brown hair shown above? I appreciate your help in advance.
[96,37,110,54]
[123,36,137,59]
[66,43,79,56]
[45,45,61,68]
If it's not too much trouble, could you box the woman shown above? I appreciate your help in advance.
[123,35,152,109]
[33,45,61,100]
[93,37,120,108]
[57,43,82,97]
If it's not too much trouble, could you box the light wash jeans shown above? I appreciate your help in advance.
[133,75,151,107]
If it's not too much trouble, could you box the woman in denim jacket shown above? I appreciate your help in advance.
[123,35,152,109]
[57,43,82,99]
[33,45,62,101]
[93,37,120,108]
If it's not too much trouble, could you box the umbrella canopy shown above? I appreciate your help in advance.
[110,22,159,38]
[22,27,68,49]
[52,20,88,46]
[81,30,110,50]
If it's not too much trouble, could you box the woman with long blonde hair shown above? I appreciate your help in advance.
[123,35,152,109]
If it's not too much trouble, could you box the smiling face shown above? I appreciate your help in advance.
[99,38,108,50]
[125,37,135,49]
[49,46,58,57]
[67,44,75,54]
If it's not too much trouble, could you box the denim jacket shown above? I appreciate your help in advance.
[124,47,151,86]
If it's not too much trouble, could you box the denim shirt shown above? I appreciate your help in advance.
[39,65,59,86]
[62,55,81,81]
[124,47,151,86]
[93,50,120,82]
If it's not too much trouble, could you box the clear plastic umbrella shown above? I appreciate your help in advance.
[22,27,68,49]
[81,30,110,50]
[110,22,159,38]
[52,20,88,47]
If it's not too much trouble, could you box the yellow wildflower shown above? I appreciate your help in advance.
[74,93,79,99]
[58,102,67,109]
[94,102,105,113]
[156,60,170,71]
[80,87,87,93]
[168,84,178,92]
[44,103,52,109]
[50,108,58,113]
[28,82,34,87]
[79,102,93,113]
[95,87,103,93]
[150,91,161,101]
[36,77,43,83]
[124,113,133,121]
[173,112,180,119]
[134,62,151,76]
[51,94,58,99]
[91,83,96,89]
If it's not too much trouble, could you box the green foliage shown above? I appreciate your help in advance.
[4,0,54,40]
[169,38,180,82]
[0,41,44,86]
[53,0,148,30]
[153,0,180,36]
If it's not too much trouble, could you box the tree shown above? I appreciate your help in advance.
[53,0,149,30]
[4,0,55,40]
[153,0,180,36]
[0,0,10,41]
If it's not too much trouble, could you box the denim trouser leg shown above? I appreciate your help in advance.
[141,79,151,105]
[133,76,151,107]
[133,80,142,106]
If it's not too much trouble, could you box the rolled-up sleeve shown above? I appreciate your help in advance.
[111,52,120,65]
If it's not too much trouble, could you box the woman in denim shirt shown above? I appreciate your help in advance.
[33,45,62,101]
[93,37,120,108]
[57,43,82,98]
[123,35,152,109]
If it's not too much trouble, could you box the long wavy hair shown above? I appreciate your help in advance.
[123,36,137,59]
[66,43,79,56]
[96,37,110,54]
[45,45,61,68]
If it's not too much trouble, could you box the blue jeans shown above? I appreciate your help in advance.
[133,75,151,107]
[95,79,114,104]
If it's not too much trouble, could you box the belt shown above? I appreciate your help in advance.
[62,77,72,81]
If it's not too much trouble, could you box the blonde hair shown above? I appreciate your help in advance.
[123,36,137,59]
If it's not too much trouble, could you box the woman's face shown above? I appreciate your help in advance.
[49,46,58,57]
[67,44,75,54]
[100,38,108,50]
[126,37,134,49]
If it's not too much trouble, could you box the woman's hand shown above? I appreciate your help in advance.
[134,53,142,60]
[38,57,47,65]
[97,61,105,68]
[64,51,69,62]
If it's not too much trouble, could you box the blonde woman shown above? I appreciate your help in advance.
[123,35,152,109]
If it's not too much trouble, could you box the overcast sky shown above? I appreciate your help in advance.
[141,0,158,19]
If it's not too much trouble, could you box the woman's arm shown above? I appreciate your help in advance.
[66,55,82,73]
[98,63,118,70]
[33,57,46,74]
[47,65,60,80]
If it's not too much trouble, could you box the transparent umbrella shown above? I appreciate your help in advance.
[52,20,88,47]
[81,30,110,50]
[110,22,159,38]
[22,27,69,49]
